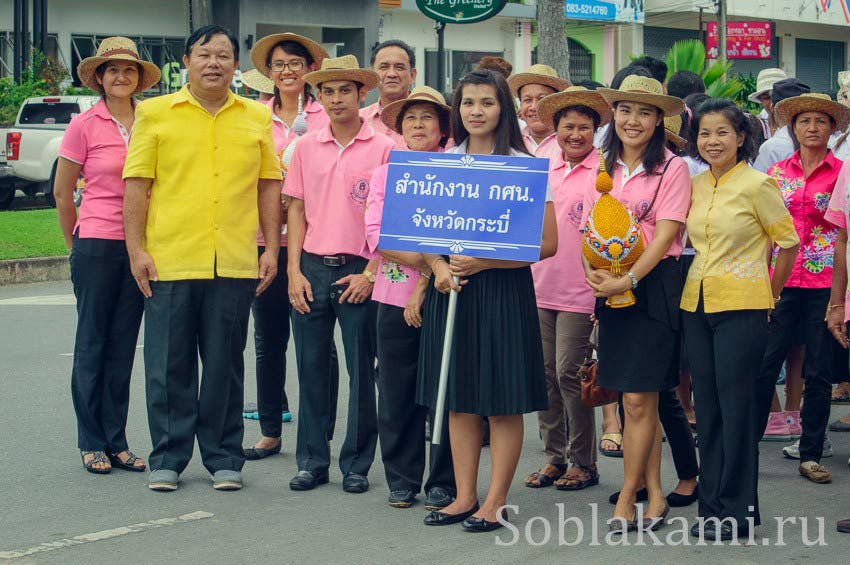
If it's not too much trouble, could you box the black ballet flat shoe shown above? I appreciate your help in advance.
[462,510,508,533]
[423,503,479,526]
[609,487,648,505]
[666,484,699,507]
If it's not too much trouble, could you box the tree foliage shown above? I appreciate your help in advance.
[0,50,69,126]
[664,39,744,100]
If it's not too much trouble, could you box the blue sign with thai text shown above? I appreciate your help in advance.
[378,150,549,262]
[565,0,645,24]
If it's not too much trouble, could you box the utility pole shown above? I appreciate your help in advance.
[717,0,727,79]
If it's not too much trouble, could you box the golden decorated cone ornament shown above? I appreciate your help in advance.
[582,149,645,308]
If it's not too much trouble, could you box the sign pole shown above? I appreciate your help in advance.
[431,275,460,445]
[436,21,446,94]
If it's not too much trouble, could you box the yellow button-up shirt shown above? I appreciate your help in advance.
[681,161,799,313]
[123,85,282,281]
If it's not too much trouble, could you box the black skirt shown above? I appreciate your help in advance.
[416,266,548,416]
[595,257,683,393]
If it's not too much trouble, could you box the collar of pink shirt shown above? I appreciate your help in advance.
[550,146,597,176]
[316,119,377,145]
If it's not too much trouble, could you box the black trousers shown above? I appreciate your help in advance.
[291,253,378,476]
[376,303,455,494]
[682,297,767,525]
[756,287,833,462]
[144,277,254,474]
[70,236,143,452]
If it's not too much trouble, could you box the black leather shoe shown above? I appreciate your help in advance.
[609,487,648,505]
[462,510,507,533]
[289,470,329,491]
[690,520,736,541]
[388,489,416,508]
[667,484,698,507]
[342,472,369,493]
[424,486,455,510]
[424,503,479,526]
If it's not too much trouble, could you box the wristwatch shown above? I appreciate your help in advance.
[362,269,376,284]
[626,271,639,290]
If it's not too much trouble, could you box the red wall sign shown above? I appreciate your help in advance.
[706,22,773,59]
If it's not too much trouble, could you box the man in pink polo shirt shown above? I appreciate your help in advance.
[507,64,570,160]
[284,54,396,493]
[359,40,416,147]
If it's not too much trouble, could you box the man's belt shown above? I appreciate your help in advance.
[305,252,362,267]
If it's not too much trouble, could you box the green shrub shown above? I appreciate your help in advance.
[0,49,69,126]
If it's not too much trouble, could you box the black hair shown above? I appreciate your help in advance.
[370,39,416,69]
[603,101,667,175]
[746,112,767,149]
[788,111,836,151]
[267,40,316,111]
[574,80,605,91]
[451,69,530,156]
[667,71,705,100]
[395,100,451,148]
[610,65,651,90]
[184,25,239,61]
[93,60,144,95]
[552,104,601,131]
[688,98,756,164]
[631,56,668,84]
[684,92,710,113]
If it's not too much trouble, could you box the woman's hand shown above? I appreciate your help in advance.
[586,267,616,286]
[587,274,631,298]
[827,303,849,349]
[404,276,429,328]
[432,258,461,294]
[449,255,488,279]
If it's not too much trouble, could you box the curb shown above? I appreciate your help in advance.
[0,256,70,286]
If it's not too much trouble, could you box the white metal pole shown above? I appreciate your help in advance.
[431,276,460,445]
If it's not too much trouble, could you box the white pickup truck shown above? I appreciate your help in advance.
[2,95,99,209]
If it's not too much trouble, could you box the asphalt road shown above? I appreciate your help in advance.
[2,280,850,563]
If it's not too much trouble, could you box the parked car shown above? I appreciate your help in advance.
[3,95,99,209]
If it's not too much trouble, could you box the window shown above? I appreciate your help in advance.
[796,38,845,97]
[0,32,60,78]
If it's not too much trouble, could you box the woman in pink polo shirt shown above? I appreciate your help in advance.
[240,32,332,459]
[522,87,612,492]
[365,86,457,511]
[53,37,160,474]
[582,75,691,531]
[757,93,850,483]
[418,69,559,532]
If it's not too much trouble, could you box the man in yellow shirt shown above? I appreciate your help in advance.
[123,25,282,492]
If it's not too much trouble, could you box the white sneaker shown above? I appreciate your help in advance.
[782,436,833,459]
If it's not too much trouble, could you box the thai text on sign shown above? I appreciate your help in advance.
[706,22,773,60]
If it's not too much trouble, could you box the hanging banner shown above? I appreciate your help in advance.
[379,151,549,262]
[706,22,773,59]
[415,0,508,24]
[564,0,645,24]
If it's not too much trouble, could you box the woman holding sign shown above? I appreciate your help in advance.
[581,75,691,532]
[417,69,559,532]
[365,86,457,511]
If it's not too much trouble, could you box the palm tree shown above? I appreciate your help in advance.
[664,39,744,99]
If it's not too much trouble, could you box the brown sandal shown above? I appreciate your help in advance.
[555,465,599,491]
[525,464,567,488]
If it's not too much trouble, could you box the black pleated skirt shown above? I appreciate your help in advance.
[595,257,683,393]
[416,266,548,416]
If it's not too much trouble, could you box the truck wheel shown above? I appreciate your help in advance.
[0,185,14,210]
[45,162,58,207]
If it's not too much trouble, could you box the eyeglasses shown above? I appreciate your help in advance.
[269,60,306,73]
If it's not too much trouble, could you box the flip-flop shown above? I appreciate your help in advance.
[524,464,567,488]
[600,432,623,458]
[555,467,600,491]
[831,393,850,405]
[243,402,259,420]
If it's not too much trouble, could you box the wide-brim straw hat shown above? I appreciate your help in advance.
[537,86,613,128]
[747,67,787,103]
[598,75,685,118]
[241,69,275,95]
[381,86,451,134]
[664,115,687,150]
[251,32,328,77]
[77,36,161,93]
[303,54,378,90]
[774,93,850,131]
[507,64,570,97]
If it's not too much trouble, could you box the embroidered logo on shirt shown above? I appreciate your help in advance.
[381,261,409,283]
[350,177,369,205]
[567,200,584,226]
[633,199,654,222]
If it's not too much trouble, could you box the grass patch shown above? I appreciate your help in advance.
[0,208,67,259]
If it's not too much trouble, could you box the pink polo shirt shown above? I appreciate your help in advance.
[825,158,850,321]
[581,149,691,259]
[365,163,427,308]
[59,98,131,240]
[767,150,842,289]
[259,97,329,247]
[532,149,597,314]
[283,120,395,257]
[360,101,406,148]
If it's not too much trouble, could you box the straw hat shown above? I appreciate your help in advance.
[381,86,451,134]
[251,32,328,77]
[598,75,685,117]
[537,86,613,129]
[774,93,850,131]
[303,54,378,90]
[663,115,687,150]
[241,69,275,95]
[77,36,161,93]
[507,64,571,97]
[747,68,787,103]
